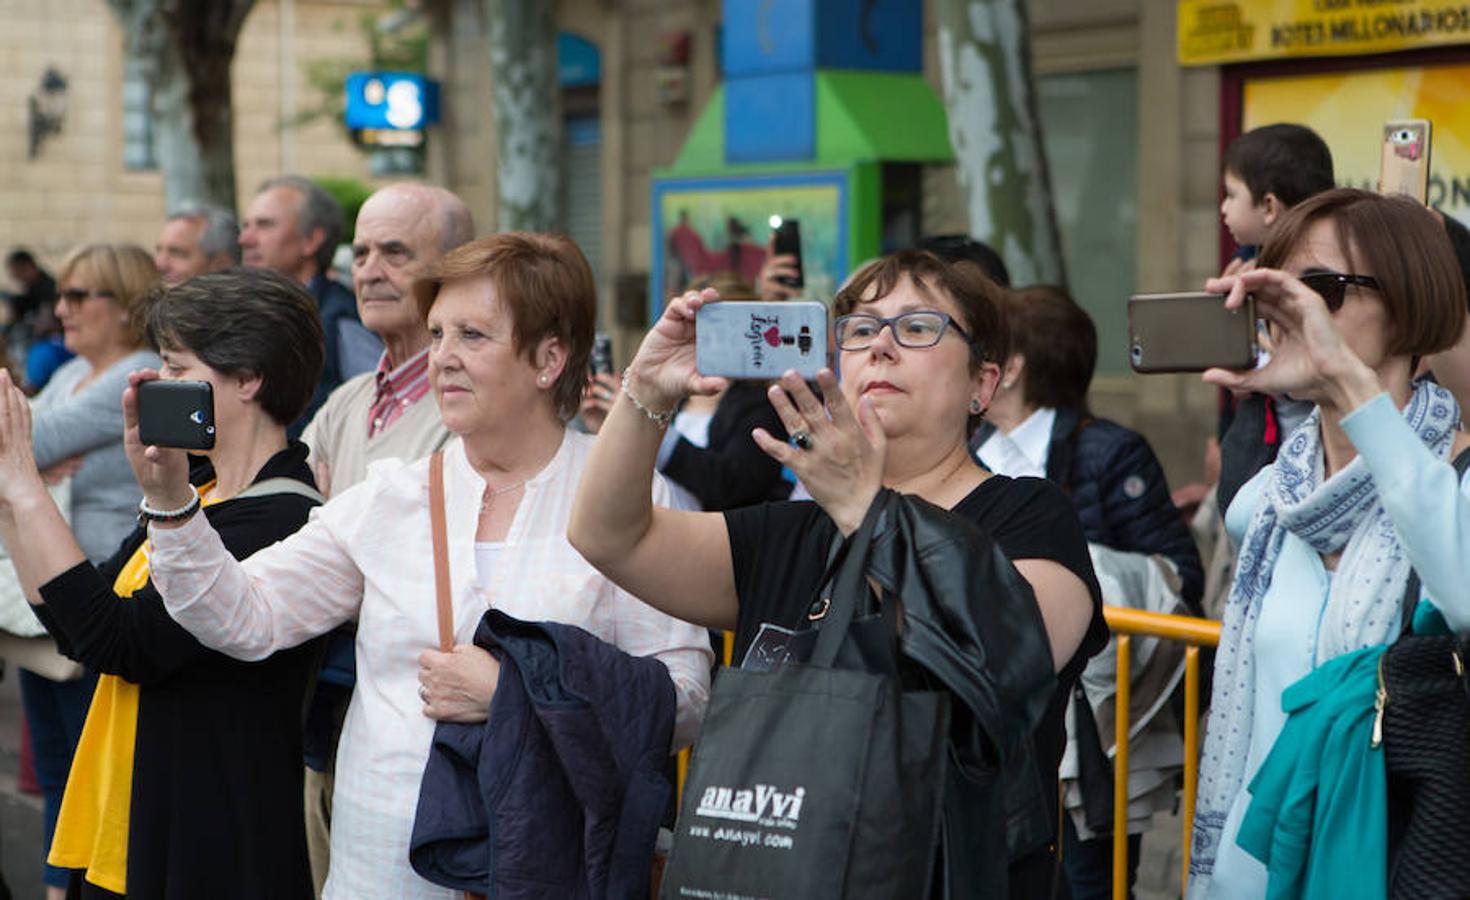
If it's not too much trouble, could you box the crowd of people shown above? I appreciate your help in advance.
[0,115,1461,900]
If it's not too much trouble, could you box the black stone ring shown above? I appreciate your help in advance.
[790,430,813,451]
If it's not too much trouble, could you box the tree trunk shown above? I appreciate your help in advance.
[108,0,255,215]
[935,0,1066,287]
[485,0,562,233]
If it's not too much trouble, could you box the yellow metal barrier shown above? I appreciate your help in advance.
[1103,606,1221,900]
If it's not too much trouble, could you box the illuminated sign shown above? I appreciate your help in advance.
[345,72,440,131]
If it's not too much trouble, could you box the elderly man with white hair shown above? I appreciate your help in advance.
[297,181,474,896]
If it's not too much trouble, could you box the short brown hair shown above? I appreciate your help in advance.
[1258,188,1466,358]
[145,268,325,426]
[57,243,158,349]
[413,233,596,419]
[1004,285,1097,412]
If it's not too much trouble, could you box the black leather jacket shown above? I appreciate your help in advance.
[860,490,1062,898]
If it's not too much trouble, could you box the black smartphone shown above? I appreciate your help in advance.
[137,380,216,450]
[590,333,614,376]
[770,216,804,289]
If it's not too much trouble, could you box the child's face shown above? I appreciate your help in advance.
[1220,170,1272,246]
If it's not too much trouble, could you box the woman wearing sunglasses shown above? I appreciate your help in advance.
[1189,188,1470,898]
[570,249,1108,897]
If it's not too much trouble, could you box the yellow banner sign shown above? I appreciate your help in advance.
[1243,63,1470,227]
[1179,0,1470,65]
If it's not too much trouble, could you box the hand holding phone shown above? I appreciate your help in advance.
[696,300,827,380]
[769,216,804,290]
[137,380,216,450]
[1379,119,1431,204]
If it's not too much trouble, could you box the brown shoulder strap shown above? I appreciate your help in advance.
[428,451,454,652]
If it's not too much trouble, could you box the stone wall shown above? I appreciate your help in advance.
[0,0,386,270]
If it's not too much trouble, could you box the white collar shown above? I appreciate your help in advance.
[1006,406,1056,474]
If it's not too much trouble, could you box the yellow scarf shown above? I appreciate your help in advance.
[48,484,220,893]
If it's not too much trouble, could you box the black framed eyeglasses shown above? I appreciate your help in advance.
[833,311,977,353]
[1298,271,1379,312]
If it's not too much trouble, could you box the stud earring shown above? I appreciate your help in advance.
[969,398,982,415]
[538,374,548,386]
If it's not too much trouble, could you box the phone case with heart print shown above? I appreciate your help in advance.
[695,300,828,380]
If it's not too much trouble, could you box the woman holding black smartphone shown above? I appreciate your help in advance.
[0,269,325,899]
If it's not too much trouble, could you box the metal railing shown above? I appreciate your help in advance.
[1102,605,1221,900]
[675,614,1221,900]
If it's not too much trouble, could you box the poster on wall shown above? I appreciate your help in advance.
[650,172,849,316]
[1243,62,1470,228]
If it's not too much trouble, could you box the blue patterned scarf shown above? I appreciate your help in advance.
[1188,382,1458,893]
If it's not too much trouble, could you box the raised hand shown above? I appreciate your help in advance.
[579,371,621,434]
[1201,268,1380,412]
[624,288,730,414]
[752,368,886,536]
[122,369,194,511]
[0,371,46,506]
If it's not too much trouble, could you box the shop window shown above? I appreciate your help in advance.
[1036,68,1138,374]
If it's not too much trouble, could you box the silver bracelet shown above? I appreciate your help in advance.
[620,367,674,429]
[137,485,201,526]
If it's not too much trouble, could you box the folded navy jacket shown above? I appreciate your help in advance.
[409,609,677,899]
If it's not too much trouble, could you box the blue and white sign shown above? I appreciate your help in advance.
[345,72,440,131]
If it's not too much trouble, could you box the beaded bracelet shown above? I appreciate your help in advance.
[620,367,674,429]
[137,485,201,527]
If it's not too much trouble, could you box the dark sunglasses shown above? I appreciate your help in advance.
[1298,271,1379,312]
[58,288,115,304]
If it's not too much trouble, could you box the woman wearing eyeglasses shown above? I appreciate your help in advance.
[20,243,160,900]
[570,249,1108,897]
[1188,189,1470,899]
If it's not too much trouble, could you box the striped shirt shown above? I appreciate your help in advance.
[368,348,431,438]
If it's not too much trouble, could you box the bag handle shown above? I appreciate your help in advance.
[429,451,455,652]
[1399,445,1470,635]
[809,492,888,669]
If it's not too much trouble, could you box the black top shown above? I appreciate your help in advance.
[725,476,1108,892]
[662,382,790,510]
[35,442,322,900]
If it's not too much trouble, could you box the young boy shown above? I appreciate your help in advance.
[1218,123,1335,275]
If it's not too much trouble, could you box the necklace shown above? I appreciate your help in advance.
[479,480,526,516]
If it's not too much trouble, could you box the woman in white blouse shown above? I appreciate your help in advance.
[121,233,713,899]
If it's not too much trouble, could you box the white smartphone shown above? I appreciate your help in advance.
[696,301,828,380]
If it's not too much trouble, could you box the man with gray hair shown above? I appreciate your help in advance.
[154,202,239,284]
[296,182,474,896]
[241,175,381,434]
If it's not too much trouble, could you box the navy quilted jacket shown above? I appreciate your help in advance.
[974,408,1204,609]
[409,610,676,898]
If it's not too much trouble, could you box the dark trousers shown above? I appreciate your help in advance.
[1061,815,1141,900]
[18,668,96,889]
[65,870,123,899]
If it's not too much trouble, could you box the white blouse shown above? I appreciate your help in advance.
[148,431,713,899]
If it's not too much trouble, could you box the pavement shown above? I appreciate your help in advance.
[0,666,46,899]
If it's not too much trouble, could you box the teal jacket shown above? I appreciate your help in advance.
[1236,646,1386,900]
[1235,601,1454,900]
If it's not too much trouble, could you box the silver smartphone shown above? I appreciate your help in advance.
[696,301,827,380]
[1128,292,1257,373]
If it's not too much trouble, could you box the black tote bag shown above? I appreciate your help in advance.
[659,502,951,900]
